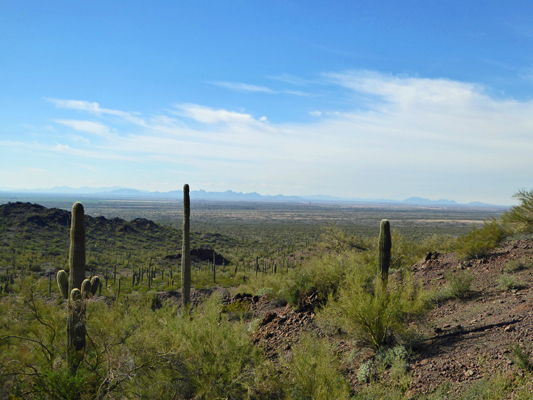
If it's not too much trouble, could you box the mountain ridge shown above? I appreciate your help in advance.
[0,187,505,207]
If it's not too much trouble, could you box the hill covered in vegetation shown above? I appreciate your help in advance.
[0,202,239,289]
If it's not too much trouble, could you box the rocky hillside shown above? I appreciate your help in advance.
[234,237,533,397]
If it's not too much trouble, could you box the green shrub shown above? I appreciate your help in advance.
[255,287,273,297]
[375,345,414,369]
[358,360,376,383]
[287,252,354,310]
[171,294,263,399]
[318,226,368,254]
[388,231,457,268]
[281,333,351,400]
[497,274,525,291]
[510,344,533,373]
[446,270,474,300]
[353,385,406,400]
[319,263,428,349]
[455,219,507,260]
[357,346,415,388]
[29,368,96,400]
[505,257,533,273]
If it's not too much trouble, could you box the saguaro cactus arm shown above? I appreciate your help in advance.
[90,276,100,296]
[182,184,191,308]
[378,219,392,284]
[81,279,92,299]
[57,270,69,299]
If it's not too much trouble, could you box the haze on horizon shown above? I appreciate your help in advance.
[1,1,533,206]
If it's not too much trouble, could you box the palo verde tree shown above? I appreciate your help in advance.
[502,189,533,233]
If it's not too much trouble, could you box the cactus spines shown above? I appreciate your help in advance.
[57,270,69,299]
[90,276,100,296]
[378,219,392,284]
[68,202,86,294]
[182,184,191,308]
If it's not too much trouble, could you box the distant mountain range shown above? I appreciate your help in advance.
[0,186,504,207]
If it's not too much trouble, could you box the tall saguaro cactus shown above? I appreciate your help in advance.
[182,184,191,308]
[68,202,87,375]
[378,219,392,285]
[69,202,86,292]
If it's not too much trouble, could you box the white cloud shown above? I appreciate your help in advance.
[35,72,533,203]
[47,98,146,125]
[325,70,484,108]
[47,99,102,113]
[173,104,259,125]
[55,120,110,135]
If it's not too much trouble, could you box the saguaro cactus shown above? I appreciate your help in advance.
[378,219,392,285]
[69,202,86,293]
[182,184,191,308]
[67,202,87,375]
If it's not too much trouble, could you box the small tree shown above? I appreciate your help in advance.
[502,189,533,233]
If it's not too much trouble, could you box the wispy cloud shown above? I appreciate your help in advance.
[283,90,312,97]
[209,81,275,93]
[52,143,137,161]
[47,99,103,113]
[267,73,311,86]
[209,80,312,97]
[173,104,257,124]
[519,67,533,82]
[55,120,110,135]
[47,98,146,125]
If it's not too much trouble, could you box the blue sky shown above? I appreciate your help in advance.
[1,1,533,204]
